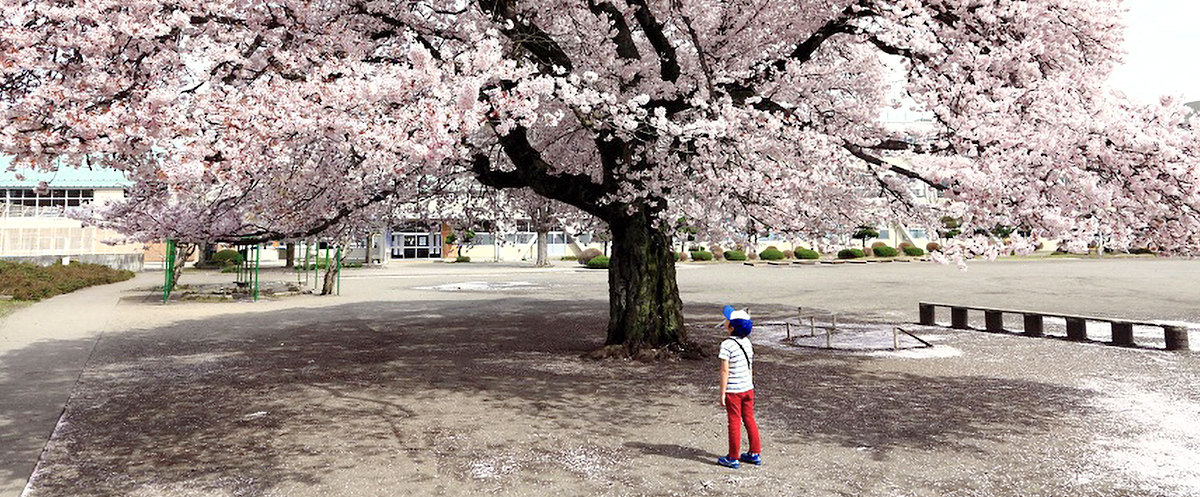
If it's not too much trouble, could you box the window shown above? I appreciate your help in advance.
[1,188,94,217]
[474,232,495,245]
[908,228,927,239]
[877,229,890,240]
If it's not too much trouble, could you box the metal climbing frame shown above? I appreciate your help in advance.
[234,242,261,301]
[298,240,342,296]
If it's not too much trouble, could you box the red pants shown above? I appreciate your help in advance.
[724,389,761,459]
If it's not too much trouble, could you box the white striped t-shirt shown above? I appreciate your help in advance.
[719,337,754,393]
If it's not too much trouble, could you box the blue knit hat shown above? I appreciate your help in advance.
[722,305,753,337]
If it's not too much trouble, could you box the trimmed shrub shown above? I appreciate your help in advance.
[898,241,914,251]
[674,252,687,261]
[872,245,898,257]
[455,256,471,263]
[0,261,135,301]
[724,250,748,261]
[711,246,725,260]
[560,255,578,261]
[903,246,925,256]
[794,248,820,259]
[578,248,603,265]
[758,247,785,261]
[862,247,874,257]
[925,242,942,252]
[690,250,714,261]
[1129,247,1154,255]
[870,241,889,250]
[586,255,610,269]
[212,249,244,266]
[837,248,865,259]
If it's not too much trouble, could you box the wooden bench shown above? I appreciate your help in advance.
[918,302,1191,351]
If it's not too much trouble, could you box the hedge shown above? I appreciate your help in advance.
[903,246,925,257]
[794,248,820,259]
[758,248,785,260]
[0,261,135,301]
[724,250,748,261]
[578,248,603,264]
[212,249,244,266]
[837,248,865,259]
[586,256,610,269]
[872,245,898,257]
[690,251,714,261]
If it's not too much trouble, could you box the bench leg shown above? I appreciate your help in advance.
[951,307,969,329]
[1165,325,1190,351]
[1023,314,1044,337]
[919,303,935,326]
[1066,318,1088,341]
[985,311,1004,333]
[1112,322,1134,347]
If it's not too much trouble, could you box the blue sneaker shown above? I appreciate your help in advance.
[717,456,740,469]
[739,453,762,465]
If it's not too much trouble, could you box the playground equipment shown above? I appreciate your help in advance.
[295,240,341,295]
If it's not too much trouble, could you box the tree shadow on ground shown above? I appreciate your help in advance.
[6,298,1095,496]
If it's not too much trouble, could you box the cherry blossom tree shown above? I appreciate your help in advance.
[4,0,1199,354]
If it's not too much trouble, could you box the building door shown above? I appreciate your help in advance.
[391,232,442,259]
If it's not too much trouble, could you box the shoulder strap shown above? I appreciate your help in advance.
[724,337,751,368]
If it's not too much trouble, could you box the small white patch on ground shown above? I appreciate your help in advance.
[413,281,539,292]
[864,346,963,359]
[1080,378,1200,496]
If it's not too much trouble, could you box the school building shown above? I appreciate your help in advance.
[0,163,147,270]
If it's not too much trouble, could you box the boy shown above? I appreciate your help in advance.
[718,305,761,469]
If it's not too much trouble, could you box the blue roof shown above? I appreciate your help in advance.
[0,156,131,188]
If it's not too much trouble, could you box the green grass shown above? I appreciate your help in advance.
[0,299,30,319]
[0,261,135,301]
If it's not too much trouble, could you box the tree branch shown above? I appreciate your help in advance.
[844,143,947,192]
[586,0,640,60]
[625,0,680,82]
[472,127,610,218]
[477,0,575,73]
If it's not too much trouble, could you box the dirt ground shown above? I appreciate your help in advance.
[4,258,1200,496]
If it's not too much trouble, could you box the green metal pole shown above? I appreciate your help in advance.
[162,239,175,304]
[253,244,261,301]
[336,245,342,295]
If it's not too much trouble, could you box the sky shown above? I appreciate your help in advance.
[1106,0,1200,104]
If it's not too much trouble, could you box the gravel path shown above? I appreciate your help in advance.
[2,258,1198,497]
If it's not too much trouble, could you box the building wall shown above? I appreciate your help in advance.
[0,186,146,269]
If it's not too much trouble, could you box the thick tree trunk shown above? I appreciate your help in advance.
[605,212,686,350]
[285,243,296,268]
[535,229,550,267]
[320,263,339,295]
[170,243,194,291]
